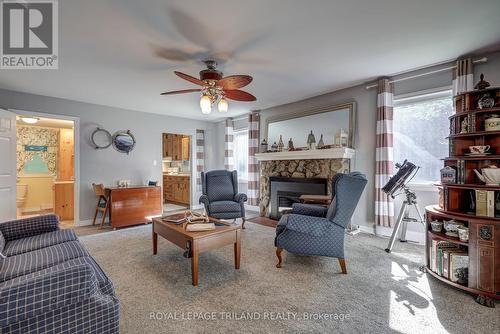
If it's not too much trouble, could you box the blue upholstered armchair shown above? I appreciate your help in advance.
[199,170,247,228]
[275,172,367,273]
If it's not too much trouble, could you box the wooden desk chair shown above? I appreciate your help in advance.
[92,183,109,229]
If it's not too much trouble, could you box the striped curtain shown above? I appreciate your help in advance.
[452,58,473,96]
[375,78,394,227]
[248,112,260,206]
[224,119,234,170]
[195,129,205,191]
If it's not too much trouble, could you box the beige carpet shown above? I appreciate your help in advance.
[79,222,499,334]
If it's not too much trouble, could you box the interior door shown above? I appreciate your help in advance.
[0,109,16,221]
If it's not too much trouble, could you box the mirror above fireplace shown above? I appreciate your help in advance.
[265,102,356,149]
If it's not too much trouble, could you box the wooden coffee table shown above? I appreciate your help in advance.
[152,214,241,286]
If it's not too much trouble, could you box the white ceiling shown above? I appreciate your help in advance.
[1,0,500,121]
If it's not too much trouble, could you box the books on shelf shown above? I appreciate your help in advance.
[474,190,496,217]
[449,253,469,283]
[487,190,495,217]
[429,239,468,281]
[475,190,487,216]
[456,160,465,184]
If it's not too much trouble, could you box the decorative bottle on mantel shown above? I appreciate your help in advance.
[277,135,284,152]
[260,139,268,153]
[307,130,316,150]
[317,134,325,149]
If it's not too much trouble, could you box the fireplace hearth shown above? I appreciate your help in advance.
[269,176,328,219]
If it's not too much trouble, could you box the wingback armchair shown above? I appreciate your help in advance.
[199,170,248,228]
[275,172,367,273]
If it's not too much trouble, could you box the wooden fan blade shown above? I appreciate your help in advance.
[224,90,256,102]
[174,71,205,86]
[160,89,201,95]
[218,75,253,90]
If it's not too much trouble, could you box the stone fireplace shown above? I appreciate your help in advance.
[258,157,351,217]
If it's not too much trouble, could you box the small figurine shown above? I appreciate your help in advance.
[288,138,295,151]
[307,130,316,150]
[317,134,325,148]
[277,135,284,152]
[271,142,278,152]
[460,118,468,134]
[474,73,490,90]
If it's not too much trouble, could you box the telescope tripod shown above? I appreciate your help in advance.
[385,186,425,253]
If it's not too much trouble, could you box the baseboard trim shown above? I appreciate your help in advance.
[76,218,110,227]
[358,224,425,244]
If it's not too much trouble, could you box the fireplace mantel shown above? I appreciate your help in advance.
[255,147,355,161]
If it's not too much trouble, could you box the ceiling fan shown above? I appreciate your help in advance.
[160,60,256,114]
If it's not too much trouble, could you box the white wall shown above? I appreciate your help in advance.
[0,89,218,223]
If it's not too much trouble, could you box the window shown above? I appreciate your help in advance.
[233,129,248,181]
[393,90,453,184]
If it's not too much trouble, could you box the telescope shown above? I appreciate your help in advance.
[383,160,418,197]
[383,160,424,253]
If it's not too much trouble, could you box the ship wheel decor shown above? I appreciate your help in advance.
[160,60,256,114]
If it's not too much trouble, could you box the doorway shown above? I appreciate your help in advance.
[15,115,76,227]
[162,133,191,213]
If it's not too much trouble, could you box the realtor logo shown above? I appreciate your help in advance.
[1,0,58,69]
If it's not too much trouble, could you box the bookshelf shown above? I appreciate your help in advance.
[426,86,500,307]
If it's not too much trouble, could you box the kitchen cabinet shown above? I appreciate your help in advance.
[182,136,190,160]
[163,175,190,205]
[162,134,190,161]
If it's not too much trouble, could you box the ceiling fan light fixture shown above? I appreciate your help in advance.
[217,97,228,113]
[200,95,212,114]
[20,117,39,124]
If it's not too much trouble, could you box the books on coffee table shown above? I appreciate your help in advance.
[185,223,216,232]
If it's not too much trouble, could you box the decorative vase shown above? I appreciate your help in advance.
[260,139,268,153]
[317,134,325,148]
[485,114,500,131]
[457,226,469,242]
[277,135,284,152]
[478,93,495,109]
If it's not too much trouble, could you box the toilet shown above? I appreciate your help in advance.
[16,184,28,217]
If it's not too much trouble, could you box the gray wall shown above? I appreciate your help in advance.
[0,89,218,223]
[256,50,500,240]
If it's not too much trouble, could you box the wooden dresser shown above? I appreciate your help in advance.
[106,186,162,228]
